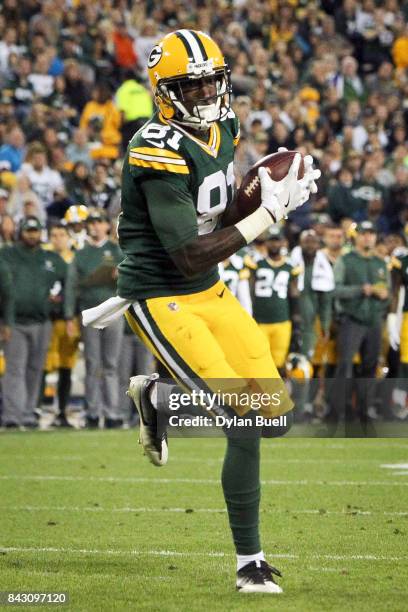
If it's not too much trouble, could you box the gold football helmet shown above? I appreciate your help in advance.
[64,204,89,224]
[147,29,231,131]
[286,353,313,381]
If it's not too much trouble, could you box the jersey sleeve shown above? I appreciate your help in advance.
[291,264,302,277]
[128,145,189,177]
[141,177,198,253]
[127,121,190,179]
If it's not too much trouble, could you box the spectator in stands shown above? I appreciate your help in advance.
[115,71,153,151]
[65,129,93,169]
[80,82,122,161]
[19,142,63,216]
[0,126,25,173]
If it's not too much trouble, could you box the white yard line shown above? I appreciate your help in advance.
[0,546,406,563]
[1,474,407,486]
[1,505,407,516]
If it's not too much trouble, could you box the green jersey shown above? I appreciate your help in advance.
[334,250,390,326]
[251,257,298,324]
[219,250,250,296]
[65,240,123,316]
[117,110,239,299]
[1,244,67,325]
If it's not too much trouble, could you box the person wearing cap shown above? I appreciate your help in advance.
[64,209,124,428]
[249,228,301,374]
[329,221,390,429]
[0,216,69,428]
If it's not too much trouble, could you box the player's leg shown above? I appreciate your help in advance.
[126,287,287,592]
[58,318,80,423]
[26,321,53,426]
[258,321,292,374]
[2,325,29,427]
[82,325,103,426]
[101,319,124,427]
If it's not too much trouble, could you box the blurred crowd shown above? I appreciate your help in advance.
[0,0,407,430]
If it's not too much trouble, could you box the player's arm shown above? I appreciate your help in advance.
[390,260,402,313]
[150,157,310,279]
[288,273,302,351]
[387,259,402,350]
[144,178,246,279]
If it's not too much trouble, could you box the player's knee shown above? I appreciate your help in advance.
[262,409,293,438]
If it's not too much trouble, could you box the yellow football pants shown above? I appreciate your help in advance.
[45,318,80,371]
[125,281,292,418]
[400,312,408,363]
[258,321,291,368]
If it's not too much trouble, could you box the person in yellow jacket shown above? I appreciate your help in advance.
[80,83,122,160]
[115,71,153,151]
[392,23,408,69]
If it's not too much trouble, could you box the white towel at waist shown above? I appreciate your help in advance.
[290,246,335,292]
[82,296,131,329]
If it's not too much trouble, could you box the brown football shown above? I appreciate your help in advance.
[236,151,305,217]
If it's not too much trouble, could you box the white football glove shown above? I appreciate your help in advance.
[387,312,400,351]
[277,147,321,206]
[258,153,304,223]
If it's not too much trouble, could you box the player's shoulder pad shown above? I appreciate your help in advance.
[239,268,250,280]
[128,118,189,176]
[243,253,257,270]
[291,264,302,277]
[220,108,240,147]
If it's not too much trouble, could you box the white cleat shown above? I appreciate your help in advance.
[127,374,168,467]
[236,560,283,594]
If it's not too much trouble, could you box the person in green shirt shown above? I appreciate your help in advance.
[330,221,390,428]
[65,209,124,428]
[1,216,68,428]
[250,227,301,373]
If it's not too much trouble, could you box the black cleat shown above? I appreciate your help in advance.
[127,374,168,466]
[236,560,283,594]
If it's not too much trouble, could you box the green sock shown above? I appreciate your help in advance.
[221,436,261,555]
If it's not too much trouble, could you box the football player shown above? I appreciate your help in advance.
[95,30,319,593]
[250,227,301,374]
[218,249,252,314]
[388,249,408,417]
[43,223,80,427]
[63,204,89,250]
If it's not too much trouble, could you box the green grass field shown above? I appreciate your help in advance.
[0,430,407,611]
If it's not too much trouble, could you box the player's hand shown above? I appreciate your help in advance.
[298,155,321,204]
[277,147,321,206]
[258,153,304,222]
[387,312,400,351]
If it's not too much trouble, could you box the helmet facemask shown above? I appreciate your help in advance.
[157,67,232,131]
